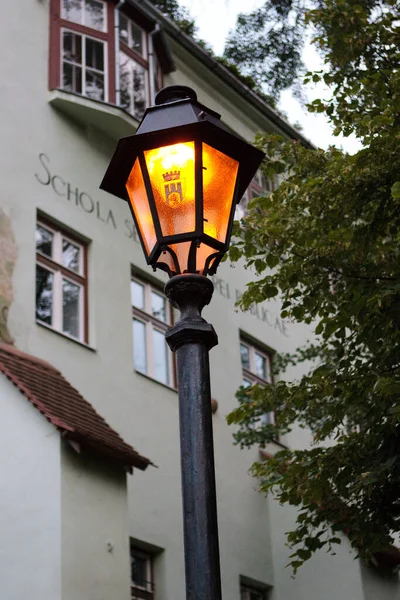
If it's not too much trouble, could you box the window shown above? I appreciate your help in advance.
[235,170,274,220]
[35,220,87,342]
[241,584,268,600]
[62,30,106,101]
[131,547,154,600]
[240,339,272,387]
[240,337,273,426]
[50,0,165,120]
[62,0,106,31]
[131,275,173,386]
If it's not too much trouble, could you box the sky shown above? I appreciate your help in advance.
[178,0,361,153]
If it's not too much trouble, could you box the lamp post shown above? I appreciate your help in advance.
[101,85,264,600]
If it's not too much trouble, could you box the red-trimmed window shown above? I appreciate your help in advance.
[49,0,163,119]
[35,219,88,343]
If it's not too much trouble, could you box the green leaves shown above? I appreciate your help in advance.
[391,182,400,199]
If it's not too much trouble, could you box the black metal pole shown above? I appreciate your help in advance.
[165,273,222,600]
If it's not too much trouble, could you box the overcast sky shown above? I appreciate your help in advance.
[178,0,361,153]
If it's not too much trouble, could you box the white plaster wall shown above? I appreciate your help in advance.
[268,499,365,600]
[61,444,131,600]
[360,563,400,600]
[0,1,396,599]
[0,374,62,600]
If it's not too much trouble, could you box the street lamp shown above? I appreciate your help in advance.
[101,85,264,600]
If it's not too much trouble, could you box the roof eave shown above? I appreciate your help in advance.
[129,0,315,149]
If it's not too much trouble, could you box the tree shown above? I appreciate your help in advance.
[227,0,400,572]
[149,0,197,37]
[223,0,389,102]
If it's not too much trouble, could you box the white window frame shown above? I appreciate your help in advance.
[131,275,174,387]
[36,221,86,342]
[61,0,107,32]
[240,337,274,427]
[119,13,147,59]
[61,28,108,102]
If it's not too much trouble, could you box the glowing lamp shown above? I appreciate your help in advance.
[100,86,264,276]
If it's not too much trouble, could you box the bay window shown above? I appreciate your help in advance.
[50,0,168,120]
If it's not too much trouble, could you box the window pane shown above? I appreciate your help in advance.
[85,37,104,71]
[63,63,82,94]
[255,352,268,380]
[62,239,80,272]
[132,64,146,119]
[260,412,273,426]
[133,319,146,373]
[240,343,250,369]
[36,266,53,325]
[84,0,105,31]
[63,31,82,64]
[131,554,148,588]
[131,280,145,309]
[151,291,167,322]
[129,21,144,55]
[36,225,53,257]
[242,378,252,388]
[62,0,82,24]
[153,329,168,384]
[119,14,129,44]
[85,69,104,101]
[119,54,146,119]
[119,53,132,110]
[63,279,81,338]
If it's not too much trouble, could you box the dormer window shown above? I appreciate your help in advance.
[49,0,171,123]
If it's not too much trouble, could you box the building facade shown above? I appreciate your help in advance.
[0,0,399,598]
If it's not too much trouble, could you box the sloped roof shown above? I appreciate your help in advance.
[0,344,150,471]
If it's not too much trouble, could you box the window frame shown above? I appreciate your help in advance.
[235,171,274,221]
[241,584,268,600]
[240,336,274,427]
[131,274,175,388]
[50,0,115,102]
[61,27,108,101]
[61,0,108,32]
[130,546,155,600]
[35,218,89,343]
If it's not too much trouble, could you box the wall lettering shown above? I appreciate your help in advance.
[35,153,124,236]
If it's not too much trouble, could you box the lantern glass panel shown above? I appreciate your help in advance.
[144,142,196,237]
[158,241,218,275]
[126,158,157,256]
[202,143,239,243]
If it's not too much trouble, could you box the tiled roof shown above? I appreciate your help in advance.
[0,343,151,471]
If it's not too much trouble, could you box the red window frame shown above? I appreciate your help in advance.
[49,0,164,110]
[49,0,116,103]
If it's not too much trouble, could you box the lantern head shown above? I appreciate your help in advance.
[100,85,265,277]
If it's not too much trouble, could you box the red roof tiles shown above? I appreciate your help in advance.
[0,343,150,471]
